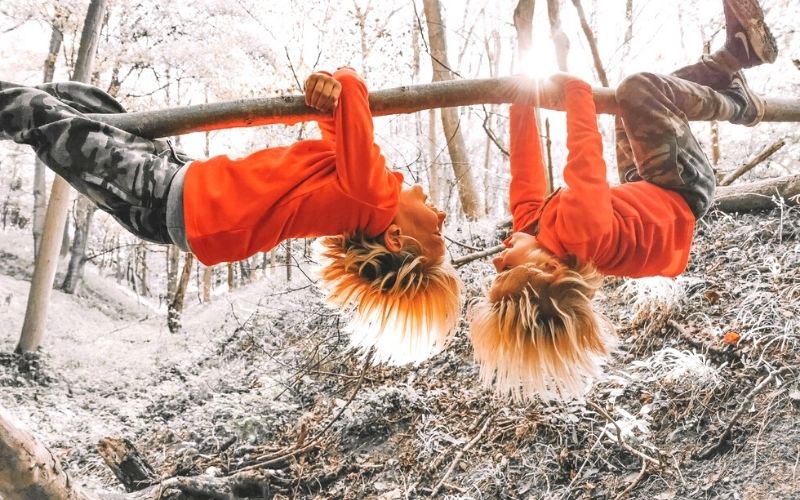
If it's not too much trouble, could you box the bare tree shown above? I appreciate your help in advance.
[168,253,194,333]
[571,0,609,86]
[17,0,109,354]
[546,0,570,71]
[63,64,121,294]
[513,0,552,194]
[422,0,482,219]
[33,14,64,257]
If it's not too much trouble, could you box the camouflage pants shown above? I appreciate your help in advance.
[614,63,744,218]
[0,81,187,243]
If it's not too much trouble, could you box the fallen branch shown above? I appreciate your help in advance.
[667,320,741,367]
[694,366,795,460]
[452,244,504,268]
[614,459,648,500]
[587,401,661,467]
[719,138,785,186]
[0,404,92,500]
[97,437,157,492]
[713,174,800,212]
[86,77,800,139]
[430,414,495,497]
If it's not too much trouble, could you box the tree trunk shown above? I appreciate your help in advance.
[136,242,148,296]
[483,30,502,216]
[201,265,213,303]
[285,240,293,281]
[571,0,609,86]
[422,0,482,220]
[426,109,443,207]
[167,244,179,301]
[63,64,119,294]
[17,0,108,354]
[513,0,535,55]
[227,262,235,290]
[33,21,64,258]
[62,200,96,294]
[0,405,91,499]
[513,0,551,194]
[168,253,194,333]
[546,0,570,71]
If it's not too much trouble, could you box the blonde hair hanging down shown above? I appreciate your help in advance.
[315,232,463,365]
[469,255,616,401]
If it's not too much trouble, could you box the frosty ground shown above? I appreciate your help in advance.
[1,204,799,499]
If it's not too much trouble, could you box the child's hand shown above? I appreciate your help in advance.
[541,72,587,109]
[304,72,342,113]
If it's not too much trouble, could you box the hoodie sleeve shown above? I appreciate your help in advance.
[509,103,547,232]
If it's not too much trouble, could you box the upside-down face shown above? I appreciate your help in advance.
[387,184,446,265]
[490,232,561,301]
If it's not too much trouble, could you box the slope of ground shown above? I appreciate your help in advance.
[0,203,798,499]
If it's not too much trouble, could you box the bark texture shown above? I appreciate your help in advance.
[0,406,91,500]
[18,0,108,354]
[33,20,64,257]
[423,0,482,219]
[713,174,800,212]
[90,80,800,139]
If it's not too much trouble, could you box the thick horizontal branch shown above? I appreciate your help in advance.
[713,173,800,212]
[88,77,800,139]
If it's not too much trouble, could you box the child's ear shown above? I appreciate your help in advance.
[382,224,404,253]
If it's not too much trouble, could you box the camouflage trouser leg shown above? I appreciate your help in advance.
[0,80,186,243]
[613,72,745,218]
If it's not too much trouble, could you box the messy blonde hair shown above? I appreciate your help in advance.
[468,251,615,400]
[315,232,462,365]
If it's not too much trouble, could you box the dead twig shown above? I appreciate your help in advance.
[667,320,741,367]
[587,401,661,467]
[430,414,495,497]
[614,459,648,500]
[452,244,505,268]
[694,366,795,459]
[719,139,785,186]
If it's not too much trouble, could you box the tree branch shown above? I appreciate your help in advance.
[86,78,800,139]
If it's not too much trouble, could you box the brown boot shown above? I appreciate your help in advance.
[721,0,778,68]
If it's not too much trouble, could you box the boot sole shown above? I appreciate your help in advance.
[724,0,778,63]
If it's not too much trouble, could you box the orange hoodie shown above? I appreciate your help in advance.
[182,69,403,265]
[509,80,696,278]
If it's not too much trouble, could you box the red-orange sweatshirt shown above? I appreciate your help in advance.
[509,80,696,278]
[182,69,403,265]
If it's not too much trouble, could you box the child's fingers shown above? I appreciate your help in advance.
[308,77,329,110]
[321,80,341,112]
[313,79,335,110]
[304,75,321,106]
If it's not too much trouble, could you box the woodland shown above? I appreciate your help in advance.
[0,0,798,499]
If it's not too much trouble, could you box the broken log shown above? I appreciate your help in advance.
[713,173,800,212]
[0,405,91,500]
[97,437,157,492]
[87,77,800,139]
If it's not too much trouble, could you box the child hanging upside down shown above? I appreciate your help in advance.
[469,0,777,400]
[0,68,461,364]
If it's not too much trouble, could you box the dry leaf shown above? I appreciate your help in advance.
[722,331,741,345]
